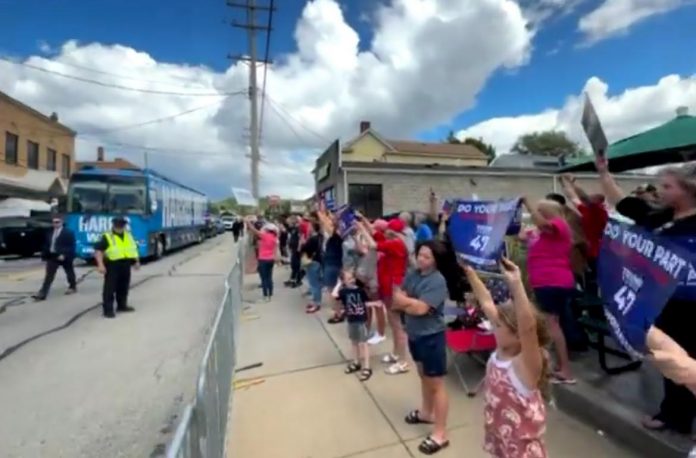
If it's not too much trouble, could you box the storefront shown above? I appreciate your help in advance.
[313,139,341,211]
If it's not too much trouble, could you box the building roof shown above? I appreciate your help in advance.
[488,154,562,170]
[0,90,77,136]
[341,126,487,161]
[77,158,140,171]
[387,140,486,159]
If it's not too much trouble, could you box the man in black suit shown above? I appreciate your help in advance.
[33,215,77,301]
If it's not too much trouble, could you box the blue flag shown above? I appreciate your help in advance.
[447,198,521,272]
[335,205,356,238]
[599,219,692,359]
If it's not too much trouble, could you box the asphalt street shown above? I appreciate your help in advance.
[0,234,237,458]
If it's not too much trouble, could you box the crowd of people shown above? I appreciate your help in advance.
[246,156,696,456]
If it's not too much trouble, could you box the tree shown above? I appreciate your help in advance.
[445,131,496,163]
[511,130,581,157]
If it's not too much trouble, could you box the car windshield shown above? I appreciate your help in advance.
[68,176,147,214]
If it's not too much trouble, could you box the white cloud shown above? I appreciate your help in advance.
[456,74,696,155]
[0,0,533,199]
[578,0,689,45]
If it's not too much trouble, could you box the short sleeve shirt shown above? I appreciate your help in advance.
[401,269,448,338]
[338,286,369,322]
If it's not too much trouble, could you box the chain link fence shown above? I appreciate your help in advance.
[166,240,244,458]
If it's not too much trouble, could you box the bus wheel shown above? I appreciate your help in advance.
[154,237,165,259]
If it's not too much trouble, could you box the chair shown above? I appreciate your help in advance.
[446,328,497,397]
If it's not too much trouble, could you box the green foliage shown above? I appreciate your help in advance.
[511,130,581,157]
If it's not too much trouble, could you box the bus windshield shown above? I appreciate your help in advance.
[68,176,147,214]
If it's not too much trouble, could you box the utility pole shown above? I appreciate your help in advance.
[227,0,274,200]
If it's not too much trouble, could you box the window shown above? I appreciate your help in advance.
[27,141,39,169]
[47,148,57,171]
[348,184,383,219]
[5,132,18,165]
[61,154,71,178]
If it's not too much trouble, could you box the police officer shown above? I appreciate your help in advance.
[94,217,140,318]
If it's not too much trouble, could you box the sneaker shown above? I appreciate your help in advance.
[265,296,272,303]
[117,306,136,313]
[65,288,77,295]
[367,334,386,345]
[381,353,399,364]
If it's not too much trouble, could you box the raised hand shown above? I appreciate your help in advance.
[499,257,522,285]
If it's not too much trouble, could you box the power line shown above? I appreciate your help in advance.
[263,93,330,144]
[0,57,244,97]
[264,100,325,148]
[78,136,236,158]
[42,58,214,89]
[258,0,275,142]
[0,96,234,138]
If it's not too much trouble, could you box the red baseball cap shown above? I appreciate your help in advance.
[387,218,405,233]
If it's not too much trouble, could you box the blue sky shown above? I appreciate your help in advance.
[5,0,695,136]
[2,0,694,140]
[1,0,695,198]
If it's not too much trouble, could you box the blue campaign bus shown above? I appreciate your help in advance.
[65,166,208,260]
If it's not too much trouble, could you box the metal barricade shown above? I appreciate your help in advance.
[167,239,244,458]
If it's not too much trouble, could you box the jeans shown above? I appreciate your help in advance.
[306,261,323,305]
[258,260,274,297]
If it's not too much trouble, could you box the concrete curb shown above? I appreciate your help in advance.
[554,381,690,458]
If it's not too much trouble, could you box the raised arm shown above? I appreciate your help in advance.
[356,218,377,249]
[245,218,261,236]
[521,196,552,231]
[559,175,583,218]
[317,209,335,235]
[462,264,499,323]
[500,258,543,385]
[595,156,625,206]
[428,188,438,222]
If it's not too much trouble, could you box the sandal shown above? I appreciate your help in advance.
[327,312,345,324]
[385,362,409,375]
[551,373,577,385]
[381,354,399,364]
[405,409,433,425]
[358,368,373,382]
[345,362,361,374]
[418,436,449,455]
[306,305,321,314]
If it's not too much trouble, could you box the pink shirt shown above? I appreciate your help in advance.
[257,232,278,261]
[526,217,574,289]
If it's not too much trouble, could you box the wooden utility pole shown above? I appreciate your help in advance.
[227,0,274,200]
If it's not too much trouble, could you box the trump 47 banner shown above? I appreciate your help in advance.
[447,198,521,272]
[335,205,356,238]
[599,219,692,358]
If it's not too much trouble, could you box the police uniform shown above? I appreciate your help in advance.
[94,219,139,317]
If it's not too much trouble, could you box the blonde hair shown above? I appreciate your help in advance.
[537,199,564,218]
[659,163,696,199]
[497,302,552,402]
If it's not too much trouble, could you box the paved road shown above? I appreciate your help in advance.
[0,234,237,458]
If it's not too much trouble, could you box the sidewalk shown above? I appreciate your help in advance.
[227,266,638,458]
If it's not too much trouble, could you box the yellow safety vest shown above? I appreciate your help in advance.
[104,232,139,261]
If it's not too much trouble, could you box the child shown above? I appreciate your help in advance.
[464,258,551,458]
[334,269,378,382]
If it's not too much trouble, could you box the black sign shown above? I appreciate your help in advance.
[581,93,609,158]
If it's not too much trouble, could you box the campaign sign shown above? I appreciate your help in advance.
[447,198,521,271]
[335,205,356,238]
[666,236,696,301]
[599,219,691,359]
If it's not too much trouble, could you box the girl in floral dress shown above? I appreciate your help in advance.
[464,259,551,458]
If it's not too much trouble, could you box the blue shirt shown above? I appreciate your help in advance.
[415,223,433,242]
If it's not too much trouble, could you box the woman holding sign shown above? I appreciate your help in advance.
[520,197,576,384]
[597,157,696,436]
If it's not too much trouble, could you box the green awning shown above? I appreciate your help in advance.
[560,110,696,173]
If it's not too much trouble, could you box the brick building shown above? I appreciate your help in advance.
[0,90,76,199]
[314,121,649,218]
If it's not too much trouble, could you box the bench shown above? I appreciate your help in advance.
[575,296,642,375]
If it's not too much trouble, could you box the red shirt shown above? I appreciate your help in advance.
[376,235,408,298]
[578,203,608,259]
[299,220,310,241]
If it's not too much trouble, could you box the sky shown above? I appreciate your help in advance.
[1,0,695,200]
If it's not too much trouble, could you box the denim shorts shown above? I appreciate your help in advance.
[408,331,447,377]
[347,321,369,343]
[323,264,341,288]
